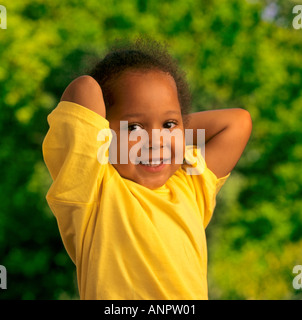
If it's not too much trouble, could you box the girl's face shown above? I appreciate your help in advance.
[107,70,185,189]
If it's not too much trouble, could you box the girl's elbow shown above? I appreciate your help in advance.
[237,108,253,135]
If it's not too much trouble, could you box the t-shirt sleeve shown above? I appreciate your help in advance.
[42,101,112,204]
[182,145,230,228]
[42,101,112,263]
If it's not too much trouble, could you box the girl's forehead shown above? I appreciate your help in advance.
[116,69,177,89]
[113,70,179,104]
[106,69,182,121]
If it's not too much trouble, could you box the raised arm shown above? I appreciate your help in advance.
[60,75,106,118]
[43,75,110,264]
[186,108,252,178]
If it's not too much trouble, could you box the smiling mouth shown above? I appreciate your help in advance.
[137,160,166,173]
[138,158,172,166]
[139,160,163,167]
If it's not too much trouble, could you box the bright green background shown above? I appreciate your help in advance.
[0,0,302,299]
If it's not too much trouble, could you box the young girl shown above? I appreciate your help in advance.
[42,38,252,300]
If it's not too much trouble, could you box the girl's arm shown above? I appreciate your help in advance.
[186,108,252,178]
[43,75,109,264]
[60,75,106,118]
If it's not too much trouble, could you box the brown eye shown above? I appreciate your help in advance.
[163,121,177,129]
[128,124,143,132]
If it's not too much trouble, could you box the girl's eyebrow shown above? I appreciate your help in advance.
[122,110,181,118]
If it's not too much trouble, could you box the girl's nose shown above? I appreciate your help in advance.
[142,128,166,150]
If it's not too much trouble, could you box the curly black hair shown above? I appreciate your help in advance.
[89,37,191,122]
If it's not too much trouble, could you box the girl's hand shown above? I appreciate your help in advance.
[186,108,252,178]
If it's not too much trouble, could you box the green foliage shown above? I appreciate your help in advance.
[0,0,301,299]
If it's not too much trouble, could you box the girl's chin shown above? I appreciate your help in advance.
[112,163,181,188]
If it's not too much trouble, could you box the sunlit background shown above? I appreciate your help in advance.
[0,0,302,299]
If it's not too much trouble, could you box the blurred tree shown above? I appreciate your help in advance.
[0,0,301,299]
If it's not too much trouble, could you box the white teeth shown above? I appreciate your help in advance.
[140,160,163,166]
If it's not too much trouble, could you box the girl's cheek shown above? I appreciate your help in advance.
[128,141,140,164]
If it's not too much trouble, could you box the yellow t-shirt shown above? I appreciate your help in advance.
[42,101,230,300]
